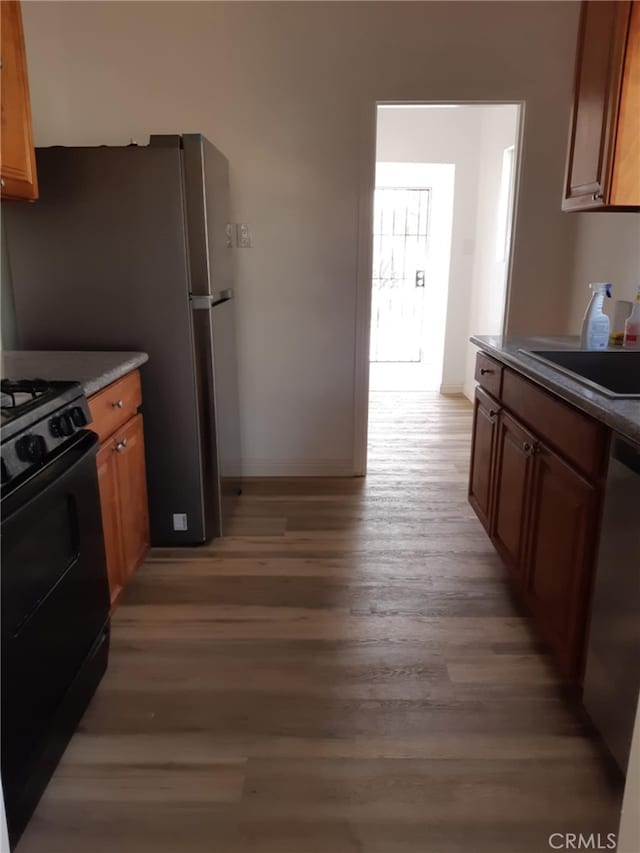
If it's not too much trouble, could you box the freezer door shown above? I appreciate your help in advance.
[181,134,233,298]
[4,143,208,546]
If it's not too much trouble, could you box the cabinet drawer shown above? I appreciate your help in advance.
[474,353,503,398]
[501,368,608,480]
[88,371,142,443]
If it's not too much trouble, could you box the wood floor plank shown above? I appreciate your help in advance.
[46,761,247,804]
[16,391,623,853]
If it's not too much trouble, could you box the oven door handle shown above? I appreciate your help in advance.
[1,430,99,523]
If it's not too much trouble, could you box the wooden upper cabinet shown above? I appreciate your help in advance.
[612,0,640,204]
[0,0,38,201]
[563,1,640,210]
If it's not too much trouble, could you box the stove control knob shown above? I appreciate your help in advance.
[58,413,74,437]
[49,416,63,437]
[16,434,47,464]
[70,406,88,427]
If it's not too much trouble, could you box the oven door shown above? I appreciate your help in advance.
[1,430,110,794]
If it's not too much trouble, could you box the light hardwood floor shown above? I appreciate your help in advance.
[18,392,623,853]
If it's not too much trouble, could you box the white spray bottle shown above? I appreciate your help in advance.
[581,283,612,350]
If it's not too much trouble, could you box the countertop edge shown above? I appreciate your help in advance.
[1,351,149,398]
[470,336,640,446]
[82,354,149,396]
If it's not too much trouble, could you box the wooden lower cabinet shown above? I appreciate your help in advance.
[491,412,535,585]
[91,372,149,608]
[96,439,125,606]
[113,414,149,584]
[468,388,499,533]
[469,355,606,682]
[525,446,597,678]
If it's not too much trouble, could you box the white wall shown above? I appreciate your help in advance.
[18,1,581,474]
[464,105,520,400]
[567,214,640,334]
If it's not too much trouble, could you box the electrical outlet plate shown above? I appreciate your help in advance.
[172,513,188,531]
[225,224,233,249]
[236,223,252,248]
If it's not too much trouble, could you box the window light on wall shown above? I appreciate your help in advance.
[496,145,515,263]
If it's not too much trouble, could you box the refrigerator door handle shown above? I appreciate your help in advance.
[190,289,234,310]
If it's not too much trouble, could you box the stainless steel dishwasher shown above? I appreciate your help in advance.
[583,434,640,774]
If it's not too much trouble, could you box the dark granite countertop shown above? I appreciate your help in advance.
[471,335,640,446]
[0,351,148,397]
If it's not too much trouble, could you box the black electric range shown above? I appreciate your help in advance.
[1,378,110,848]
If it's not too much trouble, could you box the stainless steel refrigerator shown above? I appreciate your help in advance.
[4,134,241,546]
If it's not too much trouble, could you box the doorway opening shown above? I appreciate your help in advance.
[369,163,454,392]
[361,102,522,469]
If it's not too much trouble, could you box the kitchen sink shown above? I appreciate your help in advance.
[520,349,640,398]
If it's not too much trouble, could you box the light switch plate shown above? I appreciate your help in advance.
[236,223,252,248]
[172,513,188,531]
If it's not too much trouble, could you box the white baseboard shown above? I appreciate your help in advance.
[462,382,476,403]
[439,384,465,396]
[236,458,355,477]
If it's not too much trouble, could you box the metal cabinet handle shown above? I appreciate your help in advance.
[489,409,499,419]
[112,399,124,409]
[115,438,128,452]
[592,192,603,201]
[480,368,494,376]
[0,178,5,189]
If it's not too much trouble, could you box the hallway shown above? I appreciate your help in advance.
[18,393,623,853]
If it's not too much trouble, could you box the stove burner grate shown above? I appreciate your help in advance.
[0,379,52,412]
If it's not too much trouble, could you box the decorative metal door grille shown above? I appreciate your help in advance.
[370,187,431,363]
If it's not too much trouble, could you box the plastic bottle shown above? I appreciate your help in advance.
[581,283,612,350]
[623,287,640,349]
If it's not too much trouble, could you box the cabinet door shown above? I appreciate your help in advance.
[113,414,149,582]
[491,412,536,586]
[611,0,640,205]
[468,387,499,534]
[0,0,38,200]
[563,1,632,210]
[96,440,125,607]
[525,445,597,679]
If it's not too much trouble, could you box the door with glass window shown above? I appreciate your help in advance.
[369,187,430,362]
